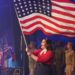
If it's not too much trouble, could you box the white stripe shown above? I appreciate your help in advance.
[52,0,75,8]
[21,24,57,34]
[22,25,75,37]
[19,13,40,20]
[20,18,75,32]
[52,6,75,15]
[52,12,75,21]
[19,13,75,28]
[49,18,75,28]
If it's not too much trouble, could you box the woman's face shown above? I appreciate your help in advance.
[41,39,47,49]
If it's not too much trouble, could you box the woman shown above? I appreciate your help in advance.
[65,42,75,75]
[26,39,54,75]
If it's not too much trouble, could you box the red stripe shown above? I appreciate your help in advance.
[23,27,53,35]
[22,27,75,36]
[58,32,75,35]
[20,15,75,31]
[21,21,75,35]
[19,0,75,37]
[20,16,39,24]
[20,15,75,25]
[53,0,75,3]
[22,26,75,35]
[52,2,75,11]
[52,9,75,18]
[22,27,75,37]
[52,16,75,25]
[23,31,75,38]
[21,21,60,32]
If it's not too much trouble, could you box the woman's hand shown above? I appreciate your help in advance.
[27,51,31,56]
[25,47,29,52]
[25,47,32,56]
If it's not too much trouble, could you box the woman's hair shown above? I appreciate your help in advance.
[46,39,53,50]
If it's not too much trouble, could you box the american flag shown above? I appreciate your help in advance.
[13,0,75,37]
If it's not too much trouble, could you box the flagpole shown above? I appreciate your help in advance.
[14,8,28,49]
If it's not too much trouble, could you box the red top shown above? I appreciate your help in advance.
[33,49,54,65]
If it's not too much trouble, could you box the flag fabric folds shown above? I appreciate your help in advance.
[13,0,75,37]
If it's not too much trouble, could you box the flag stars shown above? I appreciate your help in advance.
[33,1,36,3]
[28,1,31,3]
[38,2,41,4]
[30,10,33,13]
[33,4,37,6]
[15,4,18,6]
[44,12,46,14]
[19,14,21,17]
[13,0,16,2]
[38,4,41,7]
[43,6,46,8]
[47,14,50,16]
[47,0,49,3]
[35,10,38,12]
[47,7,50,10]
[19,2,22,5]
[29,7,32,10]
[24,2,27,4]
[29,4,32,6]
[20,6,23,9]
[22,10,25,12]
[47,11,50,13]
[16,7,19,10]
[34,7,37,9]
[23,13,26,16]
[26,8,28,10]
[24,5,27,7]
[39,7,42,10]
[39,8,42,12]
[27,12,29,14]
[18,0,21,2]
[47,4,50,6]
[17,11,21,14]
[14,0,51,17]
[39,11,42,13]
[42,2,45,5]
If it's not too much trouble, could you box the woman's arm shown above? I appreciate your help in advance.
[32,50,41,56]
[27,51,54,63]
[37,51,54,63]
[27,51,38,61]
[31,54,38,61]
